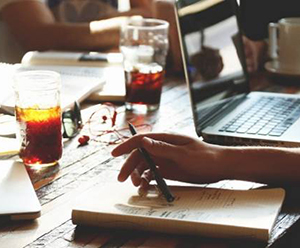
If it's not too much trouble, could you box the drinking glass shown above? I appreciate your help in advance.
[120,18,169,112]
[14,70,62,168]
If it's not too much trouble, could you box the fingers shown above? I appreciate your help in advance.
[112,132,191,157]
[141,137,181,161]
[138,180,151,196]
[138,174,152,196]
[246,58,257,73]
[118,149,146,182]
[130,162,149,186]
[132,169,153,189]
[245,47,257,73]
[116,134,186,185]
[118,144,171,184]
[242,35,258,73]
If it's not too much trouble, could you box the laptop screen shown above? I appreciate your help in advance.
[175,0,249,134]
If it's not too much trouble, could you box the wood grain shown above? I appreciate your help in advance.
[1,74,300,248]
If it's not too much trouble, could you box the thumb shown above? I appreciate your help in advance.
[141,137,180,161]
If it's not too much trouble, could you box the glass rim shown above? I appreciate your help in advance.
[13,70,61,91]
[125,18,169,30]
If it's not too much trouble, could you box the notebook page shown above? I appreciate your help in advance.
[73,181,285,240]
[0,63,105,113]
[16,65,105,109]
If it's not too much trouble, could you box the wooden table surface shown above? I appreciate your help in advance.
[1,71,300,248]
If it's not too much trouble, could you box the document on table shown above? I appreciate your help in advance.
[0,63,105,114]
[72,181,285,241]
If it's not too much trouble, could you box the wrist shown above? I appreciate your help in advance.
[218,146,243,181]
[221,146,279,183]
[210,145,236,181]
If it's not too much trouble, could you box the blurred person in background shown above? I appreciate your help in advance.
[239,0,300,73]
[0,0,152,63]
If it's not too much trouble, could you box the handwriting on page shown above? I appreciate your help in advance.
[73,182,285,240]
[114,188,239,222]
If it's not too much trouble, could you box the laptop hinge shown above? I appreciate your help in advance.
[197,93,247,134]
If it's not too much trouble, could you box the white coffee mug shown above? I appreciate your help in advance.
[269,18,300,71]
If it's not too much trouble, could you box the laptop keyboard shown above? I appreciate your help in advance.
[219,96,300,137]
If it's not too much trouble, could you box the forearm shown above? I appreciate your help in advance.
[14,22,120,52]
[107,8,153,18]
[1,1,124,52]
[2,0,153,53]
[224,146,300,185]
[130,0,153,8]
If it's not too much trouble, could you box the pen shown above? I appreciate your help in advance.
[128,123,175,203]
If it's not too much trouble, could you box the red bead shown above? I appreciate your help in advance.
[102,115,108,122]
[78,135,90,146]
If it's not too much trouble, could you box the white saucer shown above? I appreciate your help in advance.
[265,60,300,77]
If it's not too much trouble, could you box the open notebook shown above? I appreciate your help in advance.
[21,51,126,103]
[72,181,285,241]
[0,160,41,220]
[0,62,105,114]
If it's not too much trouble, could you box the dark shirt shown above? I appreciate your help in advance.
[240,0,300,40]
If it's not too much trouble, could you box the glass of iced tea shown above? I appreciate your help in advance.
[120,18,169,112]
[14,70,62,168]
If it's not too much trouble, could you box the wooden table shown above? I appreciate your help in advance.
[1,71,300,248]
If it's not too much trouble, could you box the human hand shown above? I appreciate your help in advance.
[242,36,268,73]
[90,16,133,33]
[111,133,228,189]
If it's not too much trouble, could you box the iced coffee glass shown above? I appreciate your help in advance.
[14,70,62,168]
[120,18,169,112]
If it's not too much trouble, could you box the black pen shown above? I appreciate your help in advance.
[128,123,175,203]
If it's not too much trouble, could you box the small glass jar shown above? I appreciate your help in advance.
[14,70,62,168]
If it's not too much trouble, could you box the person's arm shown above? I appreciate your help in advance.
[130,0,152,8]
[111,133,300,187]
[1,1,130,51]
[242,35,268,73]
[225,145,300,185]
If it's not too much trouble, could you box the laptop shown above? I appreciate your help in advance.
[0,160,41,220]
[175,0,300,146]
